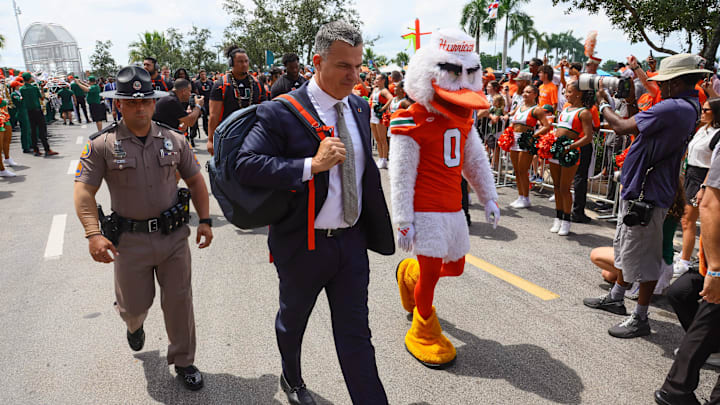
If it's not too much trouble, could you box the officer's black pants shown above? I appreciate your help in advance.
[201,109,209,136]
[75,96,89,122]
[27,108,50,153]
[572,143,593,217]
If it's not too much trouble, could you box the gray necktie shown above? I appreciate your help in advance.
[334,102,359,225]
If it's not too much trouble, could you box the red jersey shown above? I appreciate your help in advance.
[389,103,474,213]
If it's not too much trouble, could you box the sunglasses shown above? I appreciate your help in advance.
[702,108,712,112]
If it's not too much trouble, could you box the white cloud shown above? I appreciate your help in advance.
[0,0,691,72]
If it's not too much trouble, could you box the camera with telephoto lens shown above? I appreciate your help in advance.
[189,93,197,108]
[622,200,654,227]
[578,73,632,99]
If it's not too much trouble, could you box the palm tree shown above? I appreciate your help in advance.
[533,31,547,59]
[128,31,170,65]
[460,0,490,54]
[394,51,410,67]
[497,0,531,72]
[363,47,377,67]
[508,14,534,67]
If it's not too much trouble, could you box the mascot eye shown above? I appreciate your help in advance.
[467,66,480,74]
[438,63,462,76]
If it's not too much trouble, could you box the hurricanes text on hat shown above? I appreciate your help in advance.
[647,53,712,82]
[100,66,169,99]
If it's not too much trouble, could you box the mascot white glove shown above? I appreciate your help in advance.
[485,200,500,229]
[397,223,415,252]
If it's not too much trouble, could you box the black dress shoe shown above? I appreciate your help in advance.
[126,325,145,351]
[175,365,204,390]
[654,389,700,405]
[571,214,592,223]
[280,373,316,405]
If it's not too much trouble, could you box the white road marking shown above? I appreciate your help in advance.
[76,136,83,144]
[81,125,87,129]
[44,214,67,259]
[67,160,79,175]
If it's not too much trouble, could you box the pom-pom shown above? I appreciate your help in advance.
[614,146,630,169]
[517,130,537,154]
[537,132,556,160]
[498,127,515,152]
[550,135,580,167]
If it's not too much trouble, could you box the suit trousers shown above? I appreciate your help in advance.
[572,143,593,217]
[113,225,196,367]
[662,299,720,403]
[274,226,388,404]
[75,95,89,122]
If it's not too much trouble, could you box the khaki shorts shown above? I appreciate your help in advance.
[613,199,668,283]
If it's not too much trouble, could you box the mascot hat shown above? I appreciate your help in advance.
[404,28,489,117]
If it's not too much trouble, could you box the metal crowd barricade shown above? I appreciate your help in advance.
[478,119,623,219]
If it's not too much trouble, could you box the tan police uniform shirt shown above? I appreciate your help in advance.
[74,121,200,220]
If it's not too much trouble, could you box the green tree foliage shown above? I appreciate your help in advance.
[552,0,720,62]
[89,40,119,77]
[222,0,360,69]
[480,52,521,70]
[184,26,216,72]
[545,31,584,63]
[461,0,492,53]
[394,51,410,66]
[128,31,176,68]
[601,59,620,72]
[508,13,535,64]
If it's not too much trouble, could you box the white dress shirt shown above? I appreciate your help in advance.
[301,77,365,229]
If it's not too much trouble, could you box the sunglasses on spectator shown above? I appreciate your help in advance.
[703,108,712,112]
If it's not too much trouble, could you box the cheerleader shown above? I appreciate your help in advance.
[369,73,393,168]
[547,80,595,235]
[505,85,551,208]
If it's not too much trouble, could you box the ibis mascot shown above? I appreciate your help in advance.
[389,28,501,368]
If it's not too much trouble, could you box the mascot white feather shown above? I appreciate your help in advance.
[389,28,500,368]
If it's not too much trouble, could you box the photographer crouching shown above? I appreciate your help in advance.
[583,54,710,339]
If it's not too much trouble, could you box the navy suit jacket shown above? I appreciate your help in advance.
[236,83,395,263]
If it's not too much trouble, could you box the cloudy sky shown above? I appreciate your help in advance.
[0,0,687,71]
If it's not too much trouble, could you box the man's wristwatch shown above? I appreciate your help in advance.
[199,218,213,227]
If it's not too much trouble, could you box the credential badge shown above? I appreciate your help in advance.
[132,81,142,91]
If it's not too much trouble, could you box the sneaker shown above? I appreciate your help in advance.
[45,150,59,157]
[3,157,18,167]
[625,282,640,300]
[550,218,561,233]
[515,197,531,209]
[509,197,524,208]
[548,194,555,202]
[608,313,650,338]
[558,220,571,236]
[0,169,17,177]
[571,214,592,223]
[673,260,690,278]
[583,293,628,315]
[376,158,384,169]
[69,122,74,126]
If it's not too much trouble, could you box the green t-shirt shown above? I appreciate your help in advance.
[19,84,41,110]
[87,84,101,104]
[58,88,74,110]
[71,82,86,98]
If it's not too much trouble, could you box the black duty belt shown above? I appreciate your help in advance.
[120,218,163,233]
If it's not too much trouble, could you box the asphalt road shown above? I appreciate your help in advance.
[1,120,717,405]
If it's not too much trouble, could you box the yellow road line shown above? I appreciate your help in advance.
[465,254,560,301]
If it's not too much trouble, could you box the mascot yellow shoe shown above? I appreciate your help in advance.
[396,258,420,313]
[405,306,456,368]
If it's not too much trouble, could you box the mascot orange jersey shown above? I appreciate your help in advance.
[390,103,474,213]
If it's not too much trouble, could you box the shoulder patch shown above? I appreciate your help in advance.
[80,141,92,159]
[89,121,118,140]
[154,120,184,134]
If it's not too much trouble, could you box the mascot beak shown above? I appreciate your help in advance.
[432,82,490,110]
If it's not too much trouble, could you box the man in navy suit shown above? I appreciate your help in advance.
[236,21,394,405]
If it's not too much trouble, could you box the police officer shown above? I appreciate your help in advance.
[73,66,213,391]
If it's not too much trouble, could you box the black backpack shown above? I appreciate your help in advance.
[206,94,330,229]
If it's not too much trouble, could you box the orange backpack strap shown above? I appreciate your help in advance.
[275,93,335,251]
